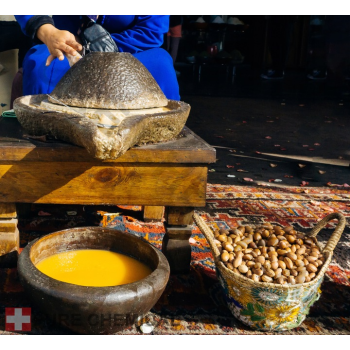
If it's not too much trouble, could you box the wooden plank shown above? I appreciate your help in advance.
[0,218,19,256]
[0,203,17,219]
[143,206,164,222]
[0,120,216,164]
[0,162,208,207]
[166,225,192,240]
[167,207,194,225]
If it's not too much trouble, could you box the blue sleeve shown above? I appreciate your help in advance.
[15,15,35,34]
[15,15,55,41]
[110,15,169,54]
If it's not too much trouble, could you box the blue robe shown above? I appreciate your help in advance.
[15,15,180,100]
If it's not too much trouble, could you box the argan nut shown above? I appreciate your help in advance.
[227,263,234,270]
[246,261,255,268]
[254,262,262,270]
[296,247,306,255]
[276,276,286,285]
[238,241,248,249]
[309,272,316,279]
[252,274,260,282]
[279,241,289,249]
[282,269,290,277]
[243,254,253,261]
[290,269,298,277]
[223,243,234,252]
[256,256,265,264]
[307,256,318,263]
[262,230,270,238]
[306,263,317,273]
[221,251,229,262]
[295,275,305,284]
[277,249,288,256]
[266,269,275,278]
[218,235,227,242]
[253,248,261,256]
[271,261,279,270]
[261,275,273,283]
[258,239,266,247]
[246,270,252,278]
[238,264,249,273]
[286,235,296,243]
[234,245,242,252]
[275,268,282,278]
[270,255,278,263]
[253,232,262,241]
[249,242,258,249]
[278,260,286,270]
[296,239,304,246]
[233,256,243,268]
[288,276,296,285]
[267,237,279,247]
[238,226,246,234]
[284,225,294,233]
[287,252,297,261]
[305,275,311,282]
[252,268,263,276]
[284,257,294,269]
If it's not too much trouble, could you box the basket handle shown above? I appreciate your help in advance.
[193,213,221,258]
[308,212,346,254]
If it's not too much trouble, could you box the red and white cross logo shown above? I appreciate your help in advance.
[5,308,31,331]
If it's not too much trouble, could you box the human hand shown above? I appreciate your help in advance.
[37,24,83,66]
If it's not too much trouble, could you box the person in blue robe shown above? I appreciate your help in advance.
[15,15,180,100]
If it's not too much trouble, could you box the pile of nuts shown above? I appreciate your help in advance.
[213,223,325,285]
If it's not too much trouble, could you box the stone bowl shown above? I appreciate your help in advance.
[17,227,170,334]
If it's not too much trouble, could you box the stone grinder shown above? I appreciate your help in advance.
[14,52,190,159]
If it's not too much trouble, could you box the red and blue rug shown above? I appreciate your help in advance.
[1,184,349,334]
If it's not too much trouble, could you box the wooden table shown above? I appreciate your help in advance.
[0,117,216,272]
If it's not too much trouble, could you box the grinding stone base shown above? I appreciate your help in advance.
[14,95,190,160]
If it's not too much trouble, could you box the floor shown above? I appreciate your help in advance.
[176,63,350,188]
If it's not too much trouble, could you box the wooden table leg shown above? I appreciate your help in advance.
[162,207,194,274]
[143,206,164,222]
[0,203,19,267]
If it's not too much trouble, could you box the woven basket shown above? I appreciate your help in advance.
[194,212,346,331]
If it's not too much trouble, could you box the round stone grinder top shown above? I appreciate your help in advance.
[48,52,169,110]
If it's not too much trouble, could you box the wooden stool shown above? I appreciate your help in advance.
[0,117,216,273]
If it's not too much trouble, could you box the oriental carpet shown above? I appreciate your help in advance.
[0,184,349,334]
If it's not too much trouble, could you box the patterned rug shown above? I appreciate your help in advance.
[0,184,349,334]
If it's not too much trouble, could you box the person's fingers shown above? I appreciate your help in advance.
[66,40,82,52]
[45,54,55,66]
[52,48,64,61]
[56,42,78,56]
